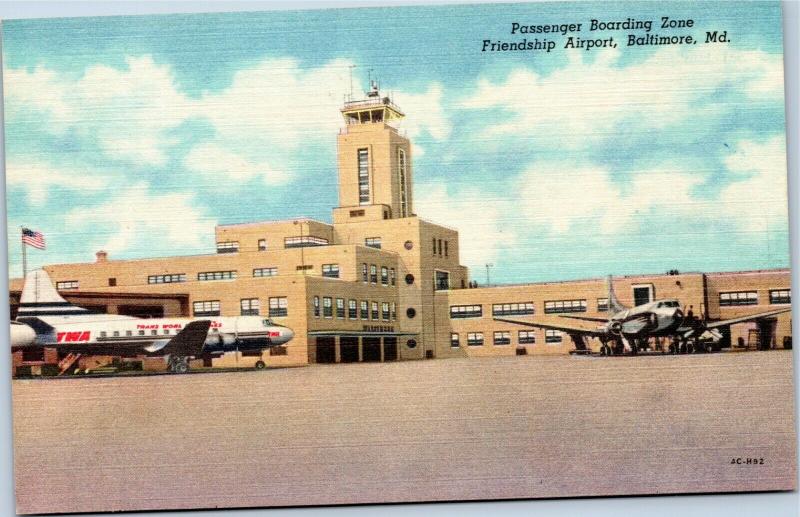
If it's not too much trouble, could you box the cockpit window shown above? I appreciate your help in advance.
[262,319,274,327]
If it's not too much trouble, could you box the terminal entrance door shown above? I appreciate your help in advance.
[758,318,777,350]
[362,337,381,362]
[383,337,398,361]
[315,337,336,363]
[340,337,359,363]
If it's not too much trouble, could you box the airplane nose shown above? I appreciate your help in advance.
[282,329,295,343]
[10,324,37,347]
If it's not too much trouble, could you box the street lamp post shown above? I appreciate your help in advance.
[485,263,493,287]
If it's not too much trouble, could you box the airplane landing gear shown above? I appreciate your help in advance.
[167,356,190,374]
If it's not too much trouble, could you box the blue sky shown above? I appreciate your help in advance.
[2,1,789,283]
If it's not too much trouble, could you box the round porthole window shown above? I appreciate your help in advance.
[405,274,415,285]
[404,240,413,250]
[406,339,417,349]
[406,307,416,319]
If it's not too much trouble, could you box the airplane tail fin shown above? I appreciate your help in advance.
[17,269,90,319]
[607,275,628,314]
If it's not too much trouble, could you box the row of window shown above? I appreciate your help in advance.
[361,263,396,286]
[192,297,288,317]
[432,238,449,257]
[284,236,329,248]
[313,296,396,321]
[450,330,561,347]
[719,290,792,306]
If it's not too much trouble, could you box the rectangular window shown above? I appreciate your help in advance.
[435,270,450,291]
[444,240,448,257]
[362,263,368,283]
[296,265,313,271]
[398,147,408,217]
[545,329,563,343]
[108,278,117,287]
[544,299,587,314]
[270,346,288,356]
[360,300,369,320]
[348,299,357,319]
[390,268,396,286]
[269,297,288,317]
[390,302,396,321]
[518,330,536,344]
[492,302,534,316]
[370,264,378,284]
[365,237,382,249]
[382,302,390,321]
[493,331,511,345]
[336,298,345,319]
[240,298,260,316]
[284,236,328,248]
[358,148,370,205]
[769,289,791,305]
[371,301,379,320]
[450,333,460,348]
[467,332,484,346]
[253,267,277,277]
[198,270,237,281]
[432,238,436,255]
[350,209,365,217]
[450,304,482,319]
[437,239,442,256]
[322,297,332,318]
[597,298,609,312]
[216,241,239,253]
[719,291,758,307]
[258,239,267,251]
[322,264,340,278]
[381,266,389,285]
[193,300,220,317]
[313,296,320,318]
[56,280,79,290]
[632,284,654,306]
[148,274,186,284]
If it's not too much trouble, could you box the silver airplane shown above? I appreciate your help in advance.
[495,276,791,355]
[11,269,294,373]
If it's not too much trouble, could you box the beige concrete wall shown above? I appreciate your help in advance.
[706,270,792,348]
[337,122,412,218]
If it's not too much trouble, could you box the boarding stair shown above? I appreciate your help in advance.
[57,353,81,376]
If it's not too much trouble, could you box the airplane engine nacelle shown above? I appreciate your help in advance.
[204,333,236,347]
[609,321,623,335]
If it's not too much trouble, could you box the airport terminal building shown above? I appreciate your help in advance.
[10,90,792,368]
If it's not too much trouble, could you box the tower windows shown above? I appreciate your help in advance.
[358,148,370,205]
[398,147,408,217]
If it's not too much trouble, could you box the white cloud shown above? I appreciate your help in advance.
[420,136,787,269]
[63,183,215,256]
[183,142,290,186]
[718,136,788,232]
[415,183,514,268]
[460,46,784,149]
[5,55,452,173]
[4,159,110,206]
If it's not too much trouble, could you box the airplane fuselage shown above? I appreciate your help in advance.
[15,314,294,356]
[604,299,684,337]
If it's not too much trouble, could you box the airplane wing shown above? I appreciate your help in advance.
[705,307,792,330]
[145,320,211,357]
[558,314,609,323]
[493,317,605,337]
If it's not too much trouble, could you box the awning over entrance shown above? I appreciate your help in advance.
[308,331,419,338]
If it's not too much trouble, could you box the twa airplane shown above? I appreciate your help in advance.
[495,276,791,355]
[12,269,294,373]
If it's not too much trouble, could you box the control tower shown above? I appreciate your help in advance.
[336,81,413,221]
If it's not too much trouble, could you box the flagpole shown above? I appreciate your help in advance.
[20,226,27,278]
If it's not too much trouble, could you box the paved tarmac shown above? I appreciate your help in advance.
[11,351,797,514]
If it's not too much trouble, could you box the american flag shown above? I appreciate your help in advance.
[21,228,46,250]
